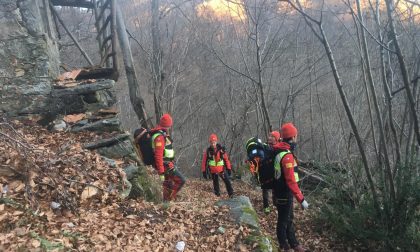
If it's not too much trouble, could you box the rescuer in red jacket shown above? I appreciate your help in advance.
[272,123,308,252]
[261,130,281,214]
[201,134,234,197]
[152,113,186,201]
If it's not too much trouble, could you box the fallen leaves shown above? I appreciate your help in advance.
[56,69,82,81]
[63,113,86,124]
[31,239,40,248]
[80,185,100,201]
[0,121,348,251]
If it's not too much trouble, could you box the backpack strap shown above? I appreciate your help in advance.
[151,130,165,148]
[134,128,148,143]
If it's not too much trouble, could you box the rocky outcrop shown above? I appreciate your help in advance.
[0,0,160,203]
[0,0,60,116]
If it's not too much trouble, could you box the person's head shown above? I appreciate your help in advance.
[268,131,281,145]
[159,113,173,129]
[209,133,218,148]
[281,123,298,143]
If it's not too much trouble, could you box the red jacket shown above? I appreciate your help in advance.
[152,127,173,175]
[201,144,231,174]
[272,142,304,203]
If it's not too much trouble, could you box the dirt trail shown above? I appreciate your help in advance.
[0,121,344,251]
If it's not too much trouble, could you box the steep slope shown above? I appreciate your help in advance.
[0,120,346,251]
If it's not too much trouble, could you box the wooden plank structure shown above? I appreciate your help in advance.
[50,0,119,81]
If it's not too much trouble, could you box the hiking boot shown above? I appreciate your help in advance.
[263,207,271,214]
[292,245,306,252]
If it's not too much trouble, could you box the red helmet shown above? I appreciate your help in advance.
[209,133,218,142]
[281,123,298,139]
[159,113,173,127]
[270,131,281,141]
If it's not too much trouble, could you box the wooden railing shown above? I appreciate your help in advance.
[51,0,119,80]
[93,0,118,80]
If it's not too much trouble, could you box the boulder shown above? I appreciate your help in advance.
[216,196,277,252]
[216,196,259,230]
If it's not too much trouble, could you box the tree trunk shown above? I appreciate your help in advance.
[151,0,163,122]
[385,0,420,147]
[371,0,401,169]
[116,5,149,128]
[355,0,395,201]
[318,23,380,214]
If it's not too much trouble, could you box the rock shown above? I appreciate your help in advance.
[50,201,61,209]
[0,0,59,116]
[217,226,225,234]
[83,133,130,150]
[51,79,114,97]
[119,179,132,199]
[129,166,161,202]
[124,164,138,180]
[216,196,277,252]
[50,119,66,132]
[95,138,135,159]
[101,156,117,168]
[244,232,275,252]
[216,196,259,230]
[74,119,89,127]
[64,222,75,228]
[71,117,121,133]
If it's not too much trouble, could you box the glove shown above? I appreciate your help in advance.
[160,175,165,182]
[227,169,232,177]
[301,199,309,210]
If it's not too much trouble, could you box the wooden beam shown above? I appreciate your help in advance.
[96,15,111,40]
[49,2,95,66]
[110,0,118,78]
[100,35,112,52]
[95,0,111,26]
[51,0,94,9]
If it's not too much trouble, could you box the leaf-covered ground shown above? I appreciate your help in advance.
[0,120,348,251]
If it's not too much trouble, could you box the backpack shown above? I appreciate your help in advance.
[133,128,164,165]
[245,137,277,189]
[245,137,266,160]
[206,144,226,162]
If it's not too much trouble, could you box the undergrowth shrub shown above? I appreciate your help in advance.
[313,160,419,251]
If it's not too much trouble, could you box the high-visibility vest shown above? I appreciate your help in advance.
[151,132,175,161]
[208,157,224,167]
[274,150,300,182]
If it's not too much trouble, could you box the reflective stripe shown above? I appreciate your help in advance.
[294,171,299,182]
[152,132,175,160]
[208,159,224,167]
[164,149,175,159]
[151,132,161,148]
[274,150,299,182]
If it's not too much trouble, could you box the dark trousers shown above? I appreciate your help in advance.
[212,172,233,196]
[262,188,271,208]
[275,194,299,250]
[163,168,186,201]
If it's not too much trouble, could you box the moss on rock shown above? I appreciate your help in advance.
[245,231,277,252]
[128,164,161,202]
